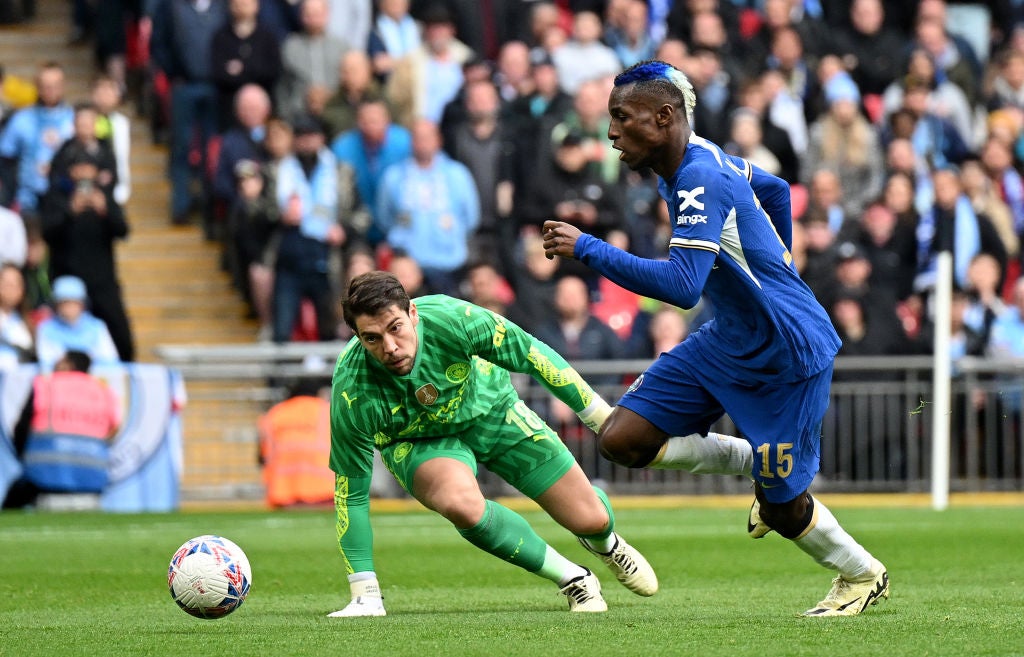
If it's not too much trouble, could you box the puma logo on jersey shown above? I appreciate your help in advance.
[677,186,705,212]
[341,391,358,408]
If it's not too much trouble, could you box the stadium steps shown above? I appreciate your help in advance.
[2,1,267,501]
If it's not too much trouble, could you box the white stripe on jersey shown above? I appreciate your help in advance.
[719,208,761,288]
[669,237,720,253]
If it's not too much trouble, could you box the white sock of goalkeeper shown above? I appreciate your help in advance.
[793,497,874,580]
[648,432,753,475]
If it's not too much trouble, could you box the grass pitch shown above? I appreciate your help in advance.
[1,501,1022,657]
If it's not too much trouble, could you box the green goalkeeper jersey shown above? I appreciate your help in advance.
[330,294,597,475]
[329,294,599,574]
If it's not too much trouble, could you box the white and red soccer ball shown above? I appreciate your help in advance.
[167,535,252,619]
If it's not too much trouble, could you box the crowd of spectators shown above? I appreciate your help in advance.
[3,0,1024,376]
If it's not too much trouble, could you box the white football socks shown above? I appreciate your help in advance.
[648,432,753,476]
[793,497,874,579]
[536,546,589,586]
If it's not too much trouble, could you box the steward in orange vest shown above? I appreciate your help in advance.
[258,378,335,508]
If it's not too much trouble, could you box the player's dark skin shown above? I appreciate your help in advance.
[543,81,813,538]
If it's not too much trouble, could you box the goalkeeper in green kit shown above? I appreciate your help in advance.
[327,271,658,616]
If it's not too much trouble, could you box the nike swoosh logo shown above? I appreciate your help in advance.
[861,572,889,610]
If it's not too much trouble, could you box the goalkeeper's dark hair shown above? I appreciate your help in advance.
[343,270,411,331]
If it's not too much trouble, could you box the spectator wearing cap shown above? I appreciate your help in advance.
[34,276,120,372]
[507,47,572,145]
[438,57,496,151]
[826,240,906,343]
[276,0,348,124]
[40,140,133,364]
[802,72,884,220]
[829,290,911,365]
[386,3,475,127]
[272,114,358,342]
[0,62,75,214]
[376,118,479,295]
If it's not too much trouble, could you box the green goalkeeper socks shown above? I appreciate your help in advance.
[458,500,548,574]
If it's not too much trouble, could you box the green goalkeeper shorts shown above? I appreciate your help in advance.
[379,398,576,499]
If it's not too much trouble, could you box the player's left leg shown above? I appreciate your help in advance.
[476,400,655,599]
[393,436,606,612]
[533,463,658,596]
[741,367,889,616]
[756,486,889,616]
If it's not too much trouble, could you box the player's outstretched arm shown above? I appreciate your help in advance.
[543,220,715,310]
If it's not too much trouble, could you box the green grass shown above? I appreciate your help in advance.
[1,504,1022,657]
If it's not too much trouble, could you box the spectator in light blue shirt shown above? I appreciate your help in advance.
[0,62,74,213]
[376,118,479,295]
[331,98,411,245]
[34,276,120,372]
[272,114,349,343]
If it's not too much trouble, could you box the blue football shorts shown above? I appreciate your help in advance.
[618,337,833,504]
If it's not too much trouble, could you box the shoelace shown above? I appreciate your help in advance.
[609,547,639,575]
[560,578,592,604]
[822,576,852,604]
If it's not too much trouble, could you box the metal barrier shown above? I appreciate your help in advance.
[156,344,1024,499]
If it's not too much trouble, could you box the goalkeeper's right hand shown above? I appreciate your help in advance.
[327,577,386,617]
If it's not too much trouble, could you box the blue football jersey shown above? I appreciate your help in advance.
[575,133,839,382]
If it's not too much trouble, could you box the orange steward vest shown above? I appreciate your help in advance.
[258,396,335,507]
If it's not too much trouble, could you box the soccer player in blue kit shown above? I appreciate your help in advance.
[542,61,890,616]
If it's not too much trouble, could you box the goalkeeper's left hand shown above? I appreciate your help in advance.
[577,396,613,434]
[327,576,386,617]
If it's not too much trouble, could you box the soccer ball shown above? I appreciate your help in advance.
[167,535,252,619]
